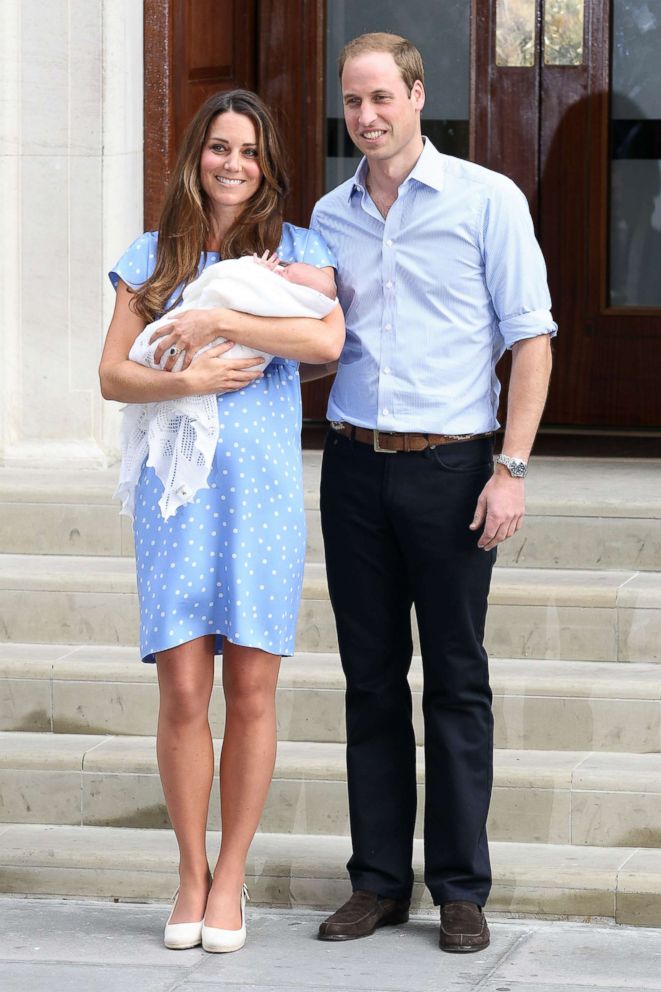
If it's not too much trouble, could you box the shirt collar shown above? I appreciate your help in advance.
[348,136,444,201]
[408,137,445,192]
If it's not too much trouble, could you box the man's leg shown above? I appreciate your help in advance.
[388,439,496,913]
[416,552,494,907]
[320,431,417,903]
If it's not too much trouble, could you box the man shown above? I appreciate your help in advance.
[308,33,555,953]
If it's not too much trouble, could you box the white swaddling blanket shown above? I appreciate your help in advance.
[116,256,336,521]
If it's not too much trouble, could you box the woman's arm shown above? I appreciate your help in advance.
[214,304,345,362]
[151,267,345,370]
[99,281,266,403]
[153,303,345,369]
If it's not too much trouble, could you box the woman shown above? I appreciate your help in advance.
[99,90,344,952]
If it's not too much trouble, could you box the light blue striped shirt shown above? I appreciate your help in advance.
[311,138,557,434]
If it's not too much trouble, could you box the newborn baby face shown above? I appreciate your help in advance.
[279,261,336,299]
[251,250,335,299]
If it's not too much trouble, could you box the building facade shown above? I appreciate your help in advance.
[2,0,659,468]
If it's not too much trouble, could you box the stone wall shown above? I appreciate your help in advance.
[0,0,144,467]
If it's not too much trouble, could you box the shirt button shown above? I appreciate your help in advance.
[382,408,389,416]
[383,367,391,374]
[386,281,393,289]
[386,239,393,247]
[384,323,392,331]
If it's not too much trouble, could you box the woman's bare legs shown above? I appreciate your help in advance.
[204,640,281,928]
[156,635,215,922]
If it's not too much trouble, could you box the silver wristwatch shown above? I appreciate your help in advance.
[496,454,528,478]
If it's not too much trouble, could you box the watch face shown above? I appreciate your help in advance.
[498,455,527,477]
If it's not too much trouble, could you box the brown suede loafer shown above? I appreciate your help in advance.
[439,901,490,953]
[318,890,410,941]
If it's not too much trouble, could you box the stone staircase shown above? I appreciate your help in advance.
[1,455,661,924]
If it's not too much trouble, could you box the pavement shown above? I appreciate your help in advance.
[3,899,661,992]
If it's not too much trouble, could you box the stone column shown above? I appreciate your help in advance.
[0,0,143,468]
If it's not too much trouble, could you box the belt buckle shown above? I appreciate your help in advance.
[373,430,397,453]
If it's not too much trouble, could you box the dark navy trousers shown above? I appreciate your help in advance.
[320,431,496,906]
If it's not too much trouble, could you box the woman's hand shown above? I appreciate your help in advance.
[150,308,222,370]
[182,344,266,394]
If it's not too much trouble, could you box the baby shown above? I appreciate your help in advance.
[131,253,335,373]
[116,253,336,521]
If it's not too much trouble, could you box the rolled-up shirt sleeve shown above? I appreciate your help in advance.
[482,179,558,348]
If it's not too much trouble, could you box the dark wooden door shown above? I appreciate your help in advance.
[476,0,661,429]
[144,0,259,229]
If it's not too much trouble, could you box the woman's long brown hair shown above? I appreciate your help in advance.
[132,90,290,322]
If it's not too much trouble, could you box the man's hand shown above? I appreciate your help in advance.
[469,468,525,550]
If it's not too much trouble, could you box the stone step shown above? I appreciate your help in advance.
[1,731,660,848]
[2,644,661,752]
[1,458,660,570]
[1,822,659,924]
[1,554,660,661]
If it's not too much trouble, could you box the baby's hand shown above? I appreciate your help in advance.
[252,250,282,272]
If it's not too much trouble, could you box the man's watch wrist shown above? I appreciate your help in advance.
[496,454,528,478]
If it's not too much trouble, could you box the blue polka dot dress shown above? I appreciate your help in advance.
[109,224,336,662]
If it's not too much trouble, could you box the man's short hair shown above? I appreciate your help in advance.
[338,32,425,94]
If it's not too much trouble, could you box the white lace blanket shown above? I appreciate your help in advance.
[116,257,335,521]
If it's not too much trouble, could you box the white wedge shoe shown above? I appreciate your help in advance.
[202,884,250,953]
[163,888,204,950]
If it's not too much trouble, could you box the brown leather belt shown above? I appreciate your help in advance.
[330,421,493,453]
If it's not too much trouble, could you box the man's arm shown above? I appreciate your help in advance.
[470,334,553,550]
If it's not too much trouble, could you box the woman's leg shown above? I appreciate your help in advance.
[204,640,281,928]
[156,635,216,922]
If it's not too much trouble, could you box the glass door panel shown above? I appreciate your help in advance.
[543,0,585,65]
[496,0,536,66]
[610,0,661,307]
[325,0,471,190]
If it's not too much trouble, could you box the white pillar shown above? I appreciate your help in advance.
[0,0,143,468]
[0,0,22,461]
